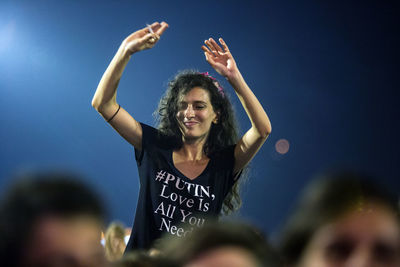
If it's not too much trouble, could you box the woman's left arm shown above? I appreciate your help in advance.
[202,38,271,174]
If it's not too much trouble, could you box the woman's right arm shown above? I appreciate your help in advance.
[91,21,168,150]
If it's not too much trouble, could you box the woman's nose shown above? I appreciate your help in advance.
[185,105,195,118]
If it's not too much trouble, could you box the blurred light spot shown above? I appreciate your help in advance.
[0,20,15,53]
[275,139,290,154]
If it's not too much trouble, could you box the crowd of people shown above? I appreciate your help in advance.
[0,171,398,267]
[0,21,399,266]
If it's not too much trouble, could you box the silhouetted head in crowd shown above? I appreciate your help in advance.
[0,171,107,267]
[112,250,178,267]
[157,220,281,267]
[278,171,400,267]
[105,221,127,262]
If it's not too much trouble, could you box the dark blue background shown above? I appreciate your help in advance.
[1,0,399,239]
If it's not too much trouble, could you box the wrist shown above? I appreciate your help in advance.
[118,43,133,60]
[226,71,243,86]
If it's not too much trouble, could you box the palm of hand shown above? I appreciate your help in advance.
[211,52,236,77]
[124,31,153,53]
[122,22,168,54]
[202,38,238,79]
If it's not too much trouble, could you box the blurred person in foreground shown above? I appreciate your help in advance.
[278,171,400,267]
[105,222,127,262]
[156,220,281,267]
[0,171,107,267]
[111,250,178,267]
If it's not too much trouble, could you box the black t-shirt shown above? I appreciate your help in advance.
[125,123,237,250]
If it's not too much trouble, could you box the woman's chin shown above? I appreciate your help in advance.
[182,131,208,142]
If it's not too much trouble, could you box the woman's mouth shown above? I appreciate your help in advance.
[184,121,198,127]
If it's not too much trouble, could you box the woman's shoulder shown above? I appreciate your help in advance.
[141,123,180,149]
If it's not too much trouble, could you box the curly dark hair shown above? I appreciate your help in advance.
[154,70,243,215]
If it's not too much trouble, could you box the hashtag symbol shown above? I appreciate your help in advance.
[155,170,166,182]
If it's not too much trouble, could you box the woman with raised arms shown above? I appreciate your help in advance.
[92,21,271,251]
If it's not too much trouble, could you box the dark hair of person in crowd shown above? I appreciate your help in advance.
[112,250,178,267]
[105,221,127,262]
[155,70,244,214]
[156,220,281,267]
[0,171,106,267]
[278,171,400,266]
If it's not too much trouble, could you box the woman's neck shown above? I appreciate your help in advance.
[178,134,209,161]
[176,142,207,161]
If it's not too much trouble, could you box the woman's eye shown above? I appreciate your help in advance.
[178,103,187,110]
[373,242,399,264]
[195,105,205,109]
[325,240,353,262]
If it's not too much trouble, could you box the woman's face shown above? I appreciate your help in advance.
[297,203,400,267]
[110,233,125,252]
[176,87,218,142]
[22,216,106,267]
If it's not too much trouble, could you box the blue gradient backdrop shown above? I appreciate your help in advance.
[1,0,399,240]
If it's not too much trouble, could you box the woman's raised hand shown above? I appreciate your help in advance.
[122,21,169,55]
[202,38,238,80]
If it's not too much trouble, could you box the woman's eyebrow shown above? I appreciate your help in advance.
[178,100,207,104]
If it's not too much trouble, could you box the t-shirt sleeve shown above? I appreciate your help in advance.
[213,144,242,196]
[134,123,158,165]
[224,144,243,182]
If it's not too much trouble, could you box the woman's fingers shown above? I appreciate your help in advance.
[144,22,157,33]
[144,32,160,46]
[219,38,230,53]
[204,51,217,66]
[204,40,218,57]
[205,38,229,58]
[205,40,217,56]
[201,45,216,65]
[202,37,234,77]
[208,38,224,54]
[156,21,169,36]
[143,21,168,38]
[201,44,213,55]
[147,34,158,45]
[141,21,167,46]
[123,21,167,54]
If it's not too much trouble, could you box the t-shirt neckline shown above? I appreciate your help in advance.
[169,151,212,182]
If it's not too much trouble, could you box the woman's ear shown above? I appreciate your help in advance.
[213,111,220,124]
